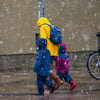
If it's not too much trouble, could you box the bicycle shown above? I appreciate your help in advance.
[87,32,100,80]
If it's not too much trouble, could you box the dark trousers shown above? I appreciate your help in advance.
[56,73,72,82]
[37,75,53,93]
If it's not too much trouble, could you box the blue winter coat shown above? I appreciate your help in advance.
[33,38,50,76]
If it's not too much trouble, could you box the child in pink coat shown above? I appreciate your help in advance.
[55,43,77,90]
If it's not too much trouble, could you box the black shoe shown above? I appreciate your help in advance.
[50,86,55,94]
[34,92,44,96]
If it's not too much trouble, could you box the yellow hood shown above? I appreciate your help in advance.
[37,17,51,27]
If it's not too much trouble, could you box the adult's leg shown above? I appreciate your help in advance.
[50,56,64,89]
[50,71,64,89]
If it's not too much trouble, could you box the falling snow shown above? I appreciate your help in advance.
[0,14,4,17]
[19,49,23,53]
[82,34,89,42]
[86,44,89,51]
[74,55,77,60]
[18,13,21,18]
[0,1,99,96]
[0,0,99,54]
[60,1,65,7]
[82,48,85,51]
[72,33,75,39]
[87,2,93,8]
[17,34,21,37]
[98,25,100,29]
[0,41,3,44]
[29,48,33,51]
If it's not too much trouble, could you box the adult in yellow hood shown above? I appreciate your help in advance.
[37,17,64,89]
[37,17,60,57]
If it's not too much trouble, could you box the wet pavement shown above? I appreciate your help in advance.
[0,90,100,100]
[0,66,100,100]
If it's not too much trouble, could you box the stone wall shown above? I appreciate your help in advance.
[0,54,35,70]
[0,52,91,70]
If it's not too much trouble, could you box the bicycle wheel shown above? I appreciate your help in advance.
[87,51,100,80]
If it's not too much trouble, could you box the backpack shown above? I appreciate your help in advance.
[44,24,62,44]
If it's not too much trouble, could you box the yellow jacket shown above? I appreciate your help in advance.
[37,17,60,56]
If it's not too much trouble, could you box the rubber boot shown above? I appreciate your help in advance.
[50,71,64,89]
[50,85,55,94]
[69,80,77,90]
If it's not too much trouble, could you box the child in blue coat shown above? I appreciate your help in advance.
[33,38,55,95]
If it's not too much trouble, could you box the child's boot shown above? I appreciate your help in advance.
[69,80,77,90]
[50,71,64,89]
[50,85,55,94]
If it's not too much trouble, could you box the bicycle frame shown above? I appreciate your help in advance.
[87,32,100,80]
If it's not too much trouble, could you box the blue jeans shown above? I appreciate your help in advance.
[37,75,54,93]
[56,73,72,82]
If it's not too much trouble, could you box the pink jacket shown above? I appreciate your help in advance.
[55,43,69,73]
